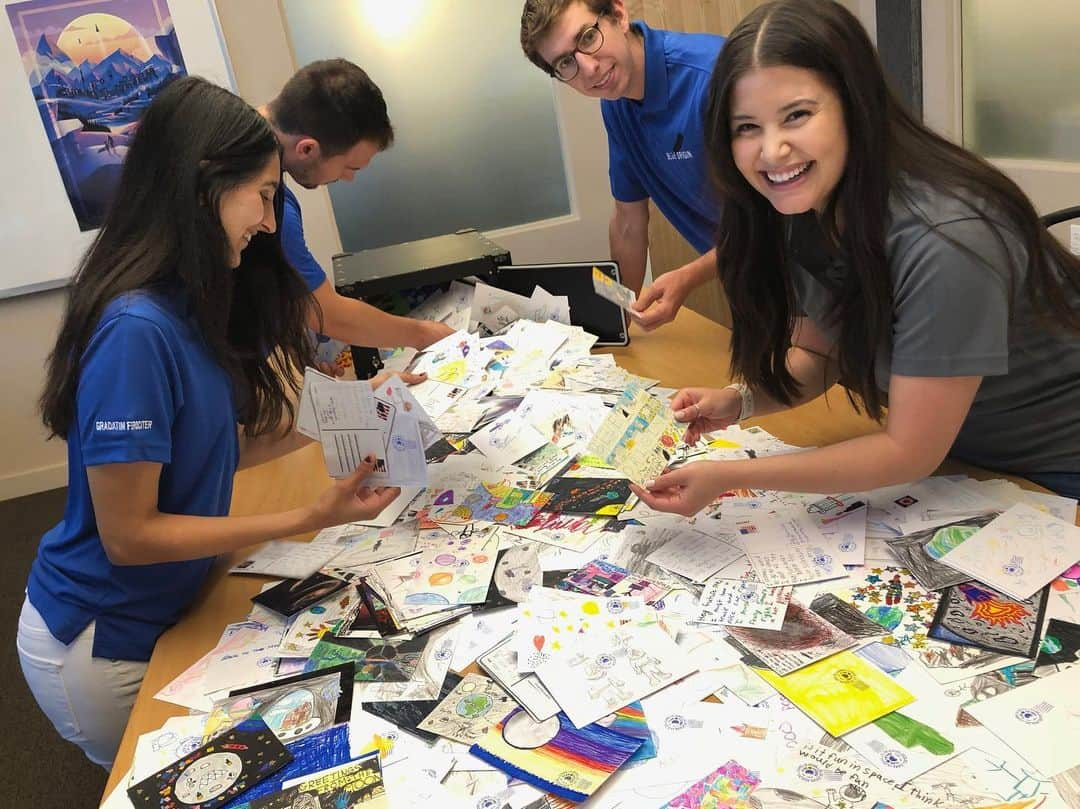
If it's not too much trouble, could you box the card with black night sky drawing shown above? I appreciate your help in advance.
[364,672,464,743]
[928,581,1048,658]
[542,477,633,516]
[251,572,348,617]
[127,716,292,809]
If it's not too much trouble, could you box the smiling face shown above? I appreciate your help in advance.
[287,138,380,189]
[217,153,280,268]
[730,65,848,215]
[535,0,644,100]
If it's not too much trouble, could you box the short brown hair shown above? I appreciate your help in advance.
[269,59,393,157]
[520,0,613,74]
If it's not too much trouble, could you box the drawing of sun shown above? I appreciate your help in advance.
[56,13,154,65]
[968,597,1030,627]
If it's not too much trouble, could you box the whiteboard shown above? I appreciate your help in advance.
[0,0,234,298]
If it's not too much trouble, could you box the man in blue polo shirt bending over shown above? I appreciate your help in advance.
[521,0,724,330]
[260,60,453,355]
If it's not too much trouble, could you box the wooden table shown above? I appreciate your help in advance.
[100,307,1051,801]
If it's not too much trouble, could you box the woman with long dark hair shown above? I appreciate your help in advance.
[634,0,1080,515]
[17,76,402,768]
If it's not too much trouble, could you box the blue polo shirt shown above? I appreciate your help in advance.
[27,291,239,662]
[601,22,724,254]
[281,186,329,293]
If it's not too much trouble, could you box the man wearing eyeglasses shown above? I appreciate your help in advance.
[521,0,724,330]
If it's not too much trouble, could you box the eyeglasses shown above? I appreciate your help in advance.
[550,14,604,82]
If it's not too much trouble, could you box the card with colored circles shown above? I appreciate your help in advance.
[127,716,292,809]
[541,476,633,516]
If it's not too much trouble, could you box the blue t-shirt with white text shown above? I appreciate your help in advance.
[27,291,239,661]
[601,22,724,254]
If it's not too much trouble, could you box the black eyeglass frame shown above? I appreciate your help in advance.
[549,14,605,82]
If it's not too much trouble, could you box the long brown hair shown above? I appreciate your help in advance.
[41,77,315,439]
[704,0,1080,420]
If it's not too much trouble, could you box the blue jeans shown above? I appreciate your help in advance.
[1026,471,1080,502]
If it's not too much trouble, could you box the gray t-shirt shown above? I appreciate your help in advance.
[787,180,1080,476]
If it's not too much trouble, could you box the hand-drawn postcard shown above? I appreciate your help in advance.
[592,265,638,311]
[906,745,1065,808]
[127,717,292,809]
[468,704,649,803]
[130,715,209,787]
[514,588,652,672]
[304,636,426,683]
[351,623,459,704]
[583,383,685,485]
[659,759,762,809]
[417,673,519,745]
[428,482,553,527]
[319,522,419,575]
[1034,618,1080,677]
[506,511,609,553]
[754,650,915,736]
[831,566,942,649]
[808,592,890,638]
[477,633,561,722]
[724,599,857,675]
[645,529,745,584]
[541,477,633,516]
[558,558,669,604]
[928,581,1048,658]
[885,513,997,590]
[249,752,385,809]
[938,503,1080,601]
[967,666,1080,777]
[252,572,348,617]
[363,672,463,744]
[491,544,542,604]
[275,586,359,657]
[369,534,498,617]
[692,578,792,630]
[202,664,353,744]
[535,623,696,728]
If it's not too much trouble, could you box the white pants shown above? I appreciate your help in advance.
[16,596,147,770]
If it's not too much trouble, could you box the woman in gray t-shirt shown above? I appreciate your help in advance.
[633,0,1080,514]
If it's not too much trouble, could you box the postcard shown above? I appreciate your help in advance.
[274,586,359,658]
[363,672,464,743]
[252,572,348,618]
[231,539,343,580]
[542,477,633,516]
[305,636,427,683]
[535,623,697,728]
[967,666,1080,776]
[591,265,638,312]
[733,508,846,586]
[885,513,998,590]
[583,384,686,485]
[724,599,857,675]
[659,760,762,809]
[1034,618,1080,677]
[417,673,519,745]
[127,717,292,809]
[938,503,1080,600]
[692,578,792,630]
[645,529,746,584]
[754,651,915,736]
[477,634,561,722]
[808,592,890,638]
[928,581,1048,658]
[558,558,670,604]
[468,704,648,802]
[250,752,385,808]
[202,664,353,744]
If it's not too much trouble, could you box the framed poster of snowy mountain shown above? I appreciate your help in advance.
[1,0,233,296]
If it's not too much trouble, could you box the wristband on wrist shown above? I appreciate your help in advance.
[724,382,754,422]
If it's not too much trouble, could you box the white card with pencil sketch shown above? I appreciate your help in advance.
[591,266,640,316]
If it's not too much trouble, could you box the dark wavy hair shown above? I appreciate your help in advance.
[41,76,315,439]
[704,0,1080,420]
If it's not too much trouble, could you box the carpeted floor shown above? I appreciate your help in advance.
[1,487,107,806]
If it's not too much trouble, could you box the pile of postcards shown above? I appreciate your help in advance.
[107,280,1080,809]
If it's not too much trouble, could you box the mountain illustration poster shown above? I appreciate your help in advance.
[7,0,187,230]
